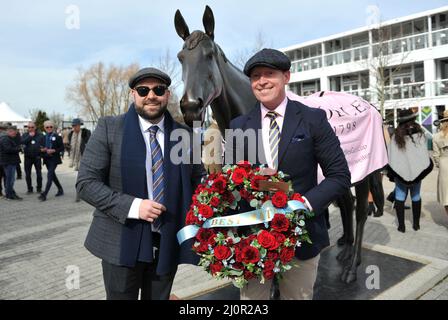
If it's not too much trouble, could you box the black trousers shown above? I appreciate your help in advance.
[0,165,4,194]
[43,161,63,196]
[102,234,176,300]
[24,156,42,191]
[16,163,22,178]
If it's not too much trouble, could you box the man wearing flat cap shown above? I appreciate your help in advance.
[76,67,205,300]
[226,48,350,300]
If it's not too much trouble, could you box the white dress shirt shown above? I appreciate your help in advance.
[128,115,165,220]
[260,97,314,212]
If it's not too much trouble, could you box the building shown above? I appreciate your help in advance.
[280,6,448,135]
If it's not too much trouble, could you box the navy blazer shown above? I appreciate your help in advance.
[227,99,351,260]
[41,133,64,165]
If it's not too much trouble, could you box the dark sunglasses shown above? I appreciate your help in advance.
[45,126,53,129]
[135,85,167,97]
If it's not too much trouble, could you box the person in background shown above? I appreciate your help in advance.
[21,121,44,194]
[0,125,23,200]
[0,122,8,198]
[387,109,433,232]
[68,118,91,171]
[433,110,448,216]
[38,120,64,202]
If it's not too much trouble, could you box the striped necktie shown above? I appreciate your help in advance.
[266,111,280,169]
[149,126,164,228]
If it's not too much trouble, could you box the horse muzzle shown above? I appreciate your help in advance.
[180,96,204,127]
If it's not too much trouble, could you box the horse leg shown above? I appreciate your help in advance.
[370,171,385,217]
[341,178,369,284]
[336,190,354,261]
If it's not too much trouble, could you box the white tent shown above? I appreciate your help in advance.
[0,102,31,129]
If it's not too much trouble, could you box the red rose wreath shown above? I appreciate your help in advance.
[180,161,313,288]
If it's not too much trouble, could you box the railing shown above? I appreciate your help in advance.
[290,57,322,72]
[432,28,448,47]
[324,45,369,67]
[434,79,448,96]
[343,89,372,101]
[372,33,428,57]
[384,81,426,100]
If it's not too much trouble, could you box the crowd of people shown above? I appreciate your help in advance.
[0,119,91,201]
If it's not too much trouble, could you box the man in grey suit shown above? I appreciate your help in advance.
[76,67,205,300]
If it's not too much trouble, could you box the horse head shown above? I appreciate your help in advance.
[175,6,224,127]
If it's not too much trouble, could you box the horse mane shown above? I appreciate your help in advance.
[183,31,228,63]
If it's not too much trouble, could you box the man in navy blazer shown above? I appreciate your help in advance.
[226,49,351,300]
[76,67,205,300]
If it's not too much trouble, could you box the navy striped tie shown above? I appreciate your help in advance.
[149,126,164,228]
[266,111,280,169]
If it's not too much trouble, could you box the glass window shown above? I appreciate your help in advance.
[413,18,427,34]
[352,32,369,47]
[391,24,402,39]
[414,63,424,82]
[303,47,310,59]
[402,22,412,37]
[310,45,317,58]
[342,37,351,50]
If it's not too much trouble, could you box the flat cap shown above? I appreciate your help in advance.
[71,118,83,126]
[243,48,291,76]
[129,67,171,88]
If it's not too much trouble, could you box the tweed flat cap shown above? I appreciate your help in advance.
[129,67,171,88]
[243,48,291,76]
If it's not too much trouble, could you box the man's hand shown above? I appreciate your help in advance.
[46,149,56,154]
[139,200,166,222]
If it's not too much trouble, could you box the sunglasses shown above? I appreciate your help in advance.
[45,126,53,129]
[135,85,167,97]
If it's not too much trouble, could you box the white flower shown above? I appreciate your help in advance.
[273,267,280,273]
[298,220,305,227]
[296,241,302,247]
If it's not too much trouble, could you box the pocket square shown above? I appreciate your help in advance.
[291,135,307,143]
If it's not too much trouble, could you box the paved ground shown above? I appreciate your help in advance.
[0,156,447,300]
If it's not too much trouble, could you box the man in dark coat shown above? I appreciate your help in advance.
[38,120,64,201]
[0,125,23,200]
[76,67,205,300]
[21,121,44,193]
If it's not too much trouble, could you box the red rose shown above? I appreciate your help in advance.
[212,176,227,194]
[237,160,252,170]
[186,210,199,225]
[233,262,244,270]
[195,242,209,253]
[292,193,305,203]
[198,204,214,219]
[280,247,295,264]
[263,269,275,280]
[267,251,279,261]
[231,168,248,185]
[210,262,223,275]
[244,270,256,280]
[239,188,251,200]
[271,191,288,208]
[250,175,267,190]
[271,214,290,232]
[214,245,232,260]
[196,228,216,245]
[210,197,220,207]
[235,247,243,263]
[271,231,286,245]
[257,230,280,250]
[264,260,275,271]
[241,246,260,264]
[222,191,235,204]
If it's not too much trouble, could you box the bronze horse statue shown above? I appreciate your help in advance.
[174,5,385,285]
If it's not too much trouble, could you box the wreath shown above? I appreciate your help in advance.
[178,161,313,288]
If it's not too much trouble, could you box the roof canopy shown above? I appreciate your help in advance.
[0,102,31,122]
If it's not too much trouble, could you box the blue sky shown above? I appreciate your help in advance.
[0,0,447,118]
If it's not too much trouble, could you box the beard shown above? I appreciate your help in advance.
[135,100,168,122]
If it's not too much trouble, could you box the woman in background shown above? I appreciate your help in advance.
[433,110,448,216]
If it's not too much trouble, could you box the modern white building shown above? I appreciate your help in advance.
[280,6,448,136]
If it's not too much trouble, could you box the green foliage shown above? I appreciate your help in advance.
[34,111,49,132]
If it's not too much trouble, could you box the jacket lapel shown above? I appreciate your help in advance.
[278,99,303,167]
[245,104,267,165]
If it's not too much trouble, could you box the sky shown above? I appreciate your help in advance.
[0,0,447,119]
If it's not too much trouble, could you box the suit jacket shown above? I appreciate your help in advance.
[76,110,205,275]
[41,133,64,165]
[227,99,351,260]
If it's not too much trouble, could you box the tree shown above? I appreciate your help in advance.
[49,112,65,130]
[34,111,49,132]
[66,62,140,122]
[233,30,272,70]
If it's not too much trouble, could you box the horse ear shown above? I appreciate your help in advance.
[202,5,215,40]
[174,9,190,40]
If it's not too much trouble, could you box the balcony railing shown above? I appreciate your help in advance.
[291,57,322,72]
[373,33,429,57]
[432,28,448,47]
[324,45,369,67]
[343,89,372,101]
[383,81,426,100]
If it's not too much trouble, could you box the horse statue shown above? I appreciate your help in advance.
[174,5,388,284]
